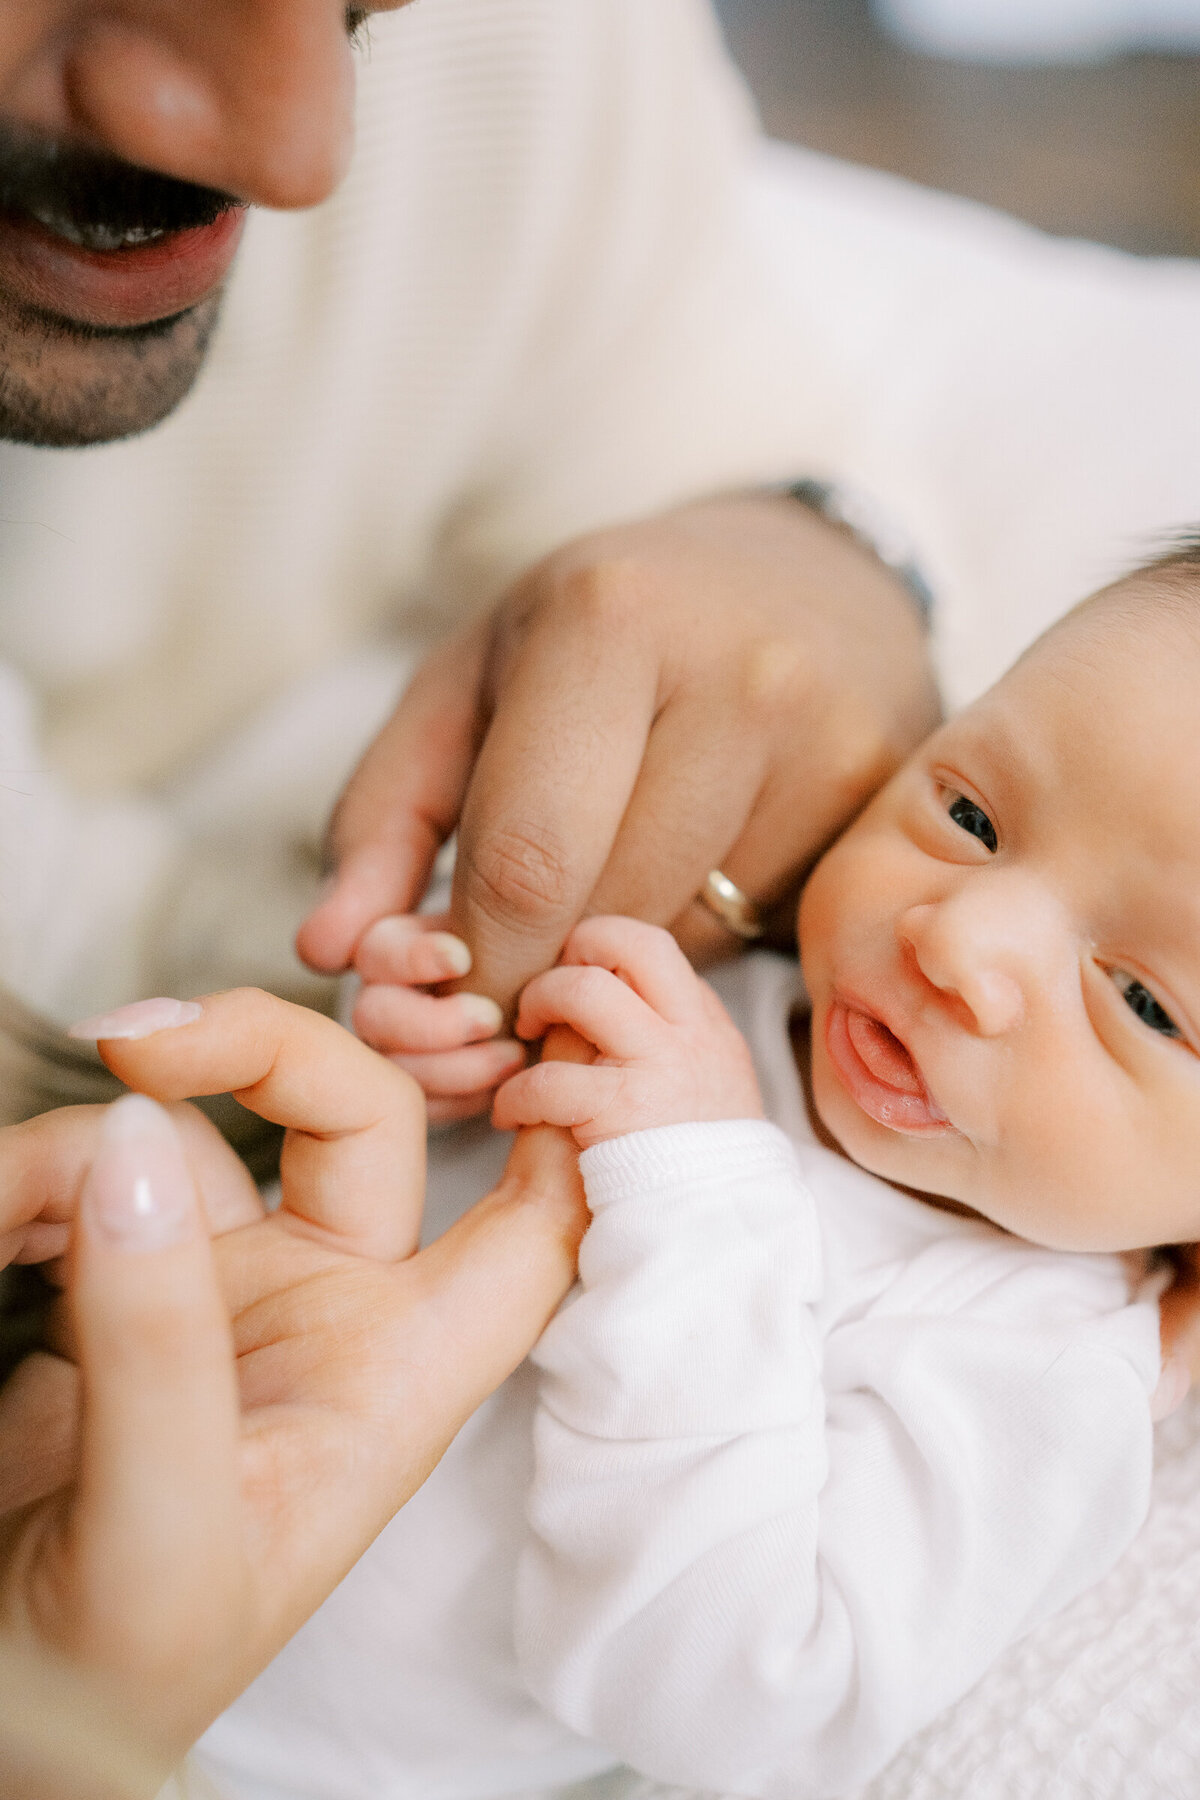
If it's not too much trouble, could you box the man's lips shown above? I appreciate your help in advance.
[0,205,246,331]
[825,997,952,1134]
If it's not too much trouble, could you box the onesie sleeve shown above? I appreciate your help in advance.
[514,1121,1158,1800]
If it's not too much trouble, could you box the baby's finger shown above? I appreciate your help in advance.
[390,1038,527,1096]
[427,1090,499,1126]
[354,915,473,987]
[72,990,425,1263]
[492,1061,627,1135]
[516,964,662,1060]
[354,984,504,1054]
[560,915,706,1023]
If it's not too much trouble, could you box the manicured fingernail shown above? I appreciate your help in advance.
[1152,1353,1192,1421]
[457,994,505,1036]
[68,997,203,1042]
[82,1095,193,1252]
[430,932,472,977]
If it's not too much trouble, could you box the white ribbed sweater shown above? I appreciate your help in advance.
[1,1,1200,1027]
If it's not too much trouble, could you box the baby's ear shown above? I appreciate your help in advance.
[1158,1243,1200,1403]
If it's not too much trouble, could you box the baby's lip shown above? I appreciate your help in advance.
[825,993,953,1135]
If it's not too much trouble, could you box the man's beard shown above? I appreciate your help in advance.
[0,123,244,448]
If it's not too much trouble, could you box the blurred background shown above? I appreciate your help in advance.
[713,0,1200,254]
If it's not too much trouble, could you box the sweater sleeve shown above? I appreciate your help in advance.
[515,1120,1158,1799]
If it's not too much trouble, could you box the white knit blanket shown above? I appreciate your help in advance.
[511,1389,1200,1799]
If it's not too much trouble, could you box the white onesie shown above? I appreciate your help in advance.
[194,953,1160,1800]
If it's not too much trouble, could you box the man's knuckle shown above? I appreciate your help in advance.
[554,556,648,632]
[736,634,814,712]
[465,825,574,931]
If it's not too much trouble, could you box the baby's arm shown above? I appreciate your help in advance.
[507,933,1160,1794]
[350,914,527,1123]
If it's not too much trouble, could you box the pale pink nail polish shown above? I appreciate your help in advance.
[82,1094,193,1252]
[68,997,203,1042]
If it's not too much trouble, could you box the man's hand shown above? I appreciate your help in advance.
[0,992,588,1772]
[297,494,941,1013]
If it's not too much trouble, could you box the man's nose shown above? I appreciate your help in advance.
[5,3,388,210]
[897,894,1033,1037]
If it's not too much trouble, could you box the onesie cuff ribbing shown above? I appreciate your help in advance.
[580,1118,800,1210]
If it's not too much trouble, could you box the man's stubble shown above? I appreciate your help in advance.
[0,294,224,447]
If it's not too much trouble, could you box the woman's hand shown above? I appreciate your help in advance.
[0,991,588,1776]
[298,494,940,1009]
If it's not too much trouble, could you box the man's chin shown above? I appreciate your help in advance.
[0,294,223,447]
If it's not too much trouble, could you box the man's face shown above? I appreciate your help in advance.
[0,4,404,446]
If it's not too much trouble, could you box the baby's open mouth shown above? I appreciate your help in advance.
[825,998,951,1134]
[844,1010,924,1093]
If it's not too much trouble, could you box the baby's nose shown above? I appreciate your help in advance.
[898,903,1026,1037]
[964,969,1025,1036]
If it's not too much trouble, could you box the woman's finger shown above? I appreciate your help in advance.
[393,1121,590,1446]
[0,1351,80,1512]
[74,989,426,1262]
[0,1102,262,1272]
[69,1098,244,1674]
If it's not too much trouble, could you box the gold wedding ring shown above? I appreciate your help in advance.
[698,869,765,940]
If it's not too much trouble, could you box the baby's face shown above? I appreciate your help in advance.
[799,595,1200,1251]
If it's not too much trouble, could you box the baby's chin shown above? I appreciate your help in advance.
[812,1071,989,1219]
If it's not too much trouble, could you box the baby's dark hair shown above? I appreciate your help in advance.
[1065,530,1200,643]
[1024,530,1200,674]
[1134,530,1200,584]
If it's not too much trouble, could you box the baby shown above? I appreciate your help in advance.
[197,551,1194,1799]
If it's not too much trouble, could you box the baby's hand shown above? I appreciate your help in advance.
[352,914,527,1124]
[492,916,764,1149]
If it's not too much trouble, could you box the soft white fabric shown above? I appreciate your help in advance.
[191,953,1160,1800]
[2,0,1200,1024]
[520,1379,1200,1800]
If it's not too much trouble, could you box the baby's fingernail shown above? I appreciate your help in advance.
[431,932,472,977]
[68,997,204,1042]
[1152,1353,1192,1421]
[457,994,505,1036]
[82,1094,194,1252]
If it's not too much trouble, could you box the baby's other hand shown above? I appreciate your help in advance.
[352,914,527,1124]
[492,916,764,1149]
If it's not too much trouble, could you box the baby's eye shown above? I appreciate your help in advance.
[1110,970,1182,1039]
[947,794,998,854]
